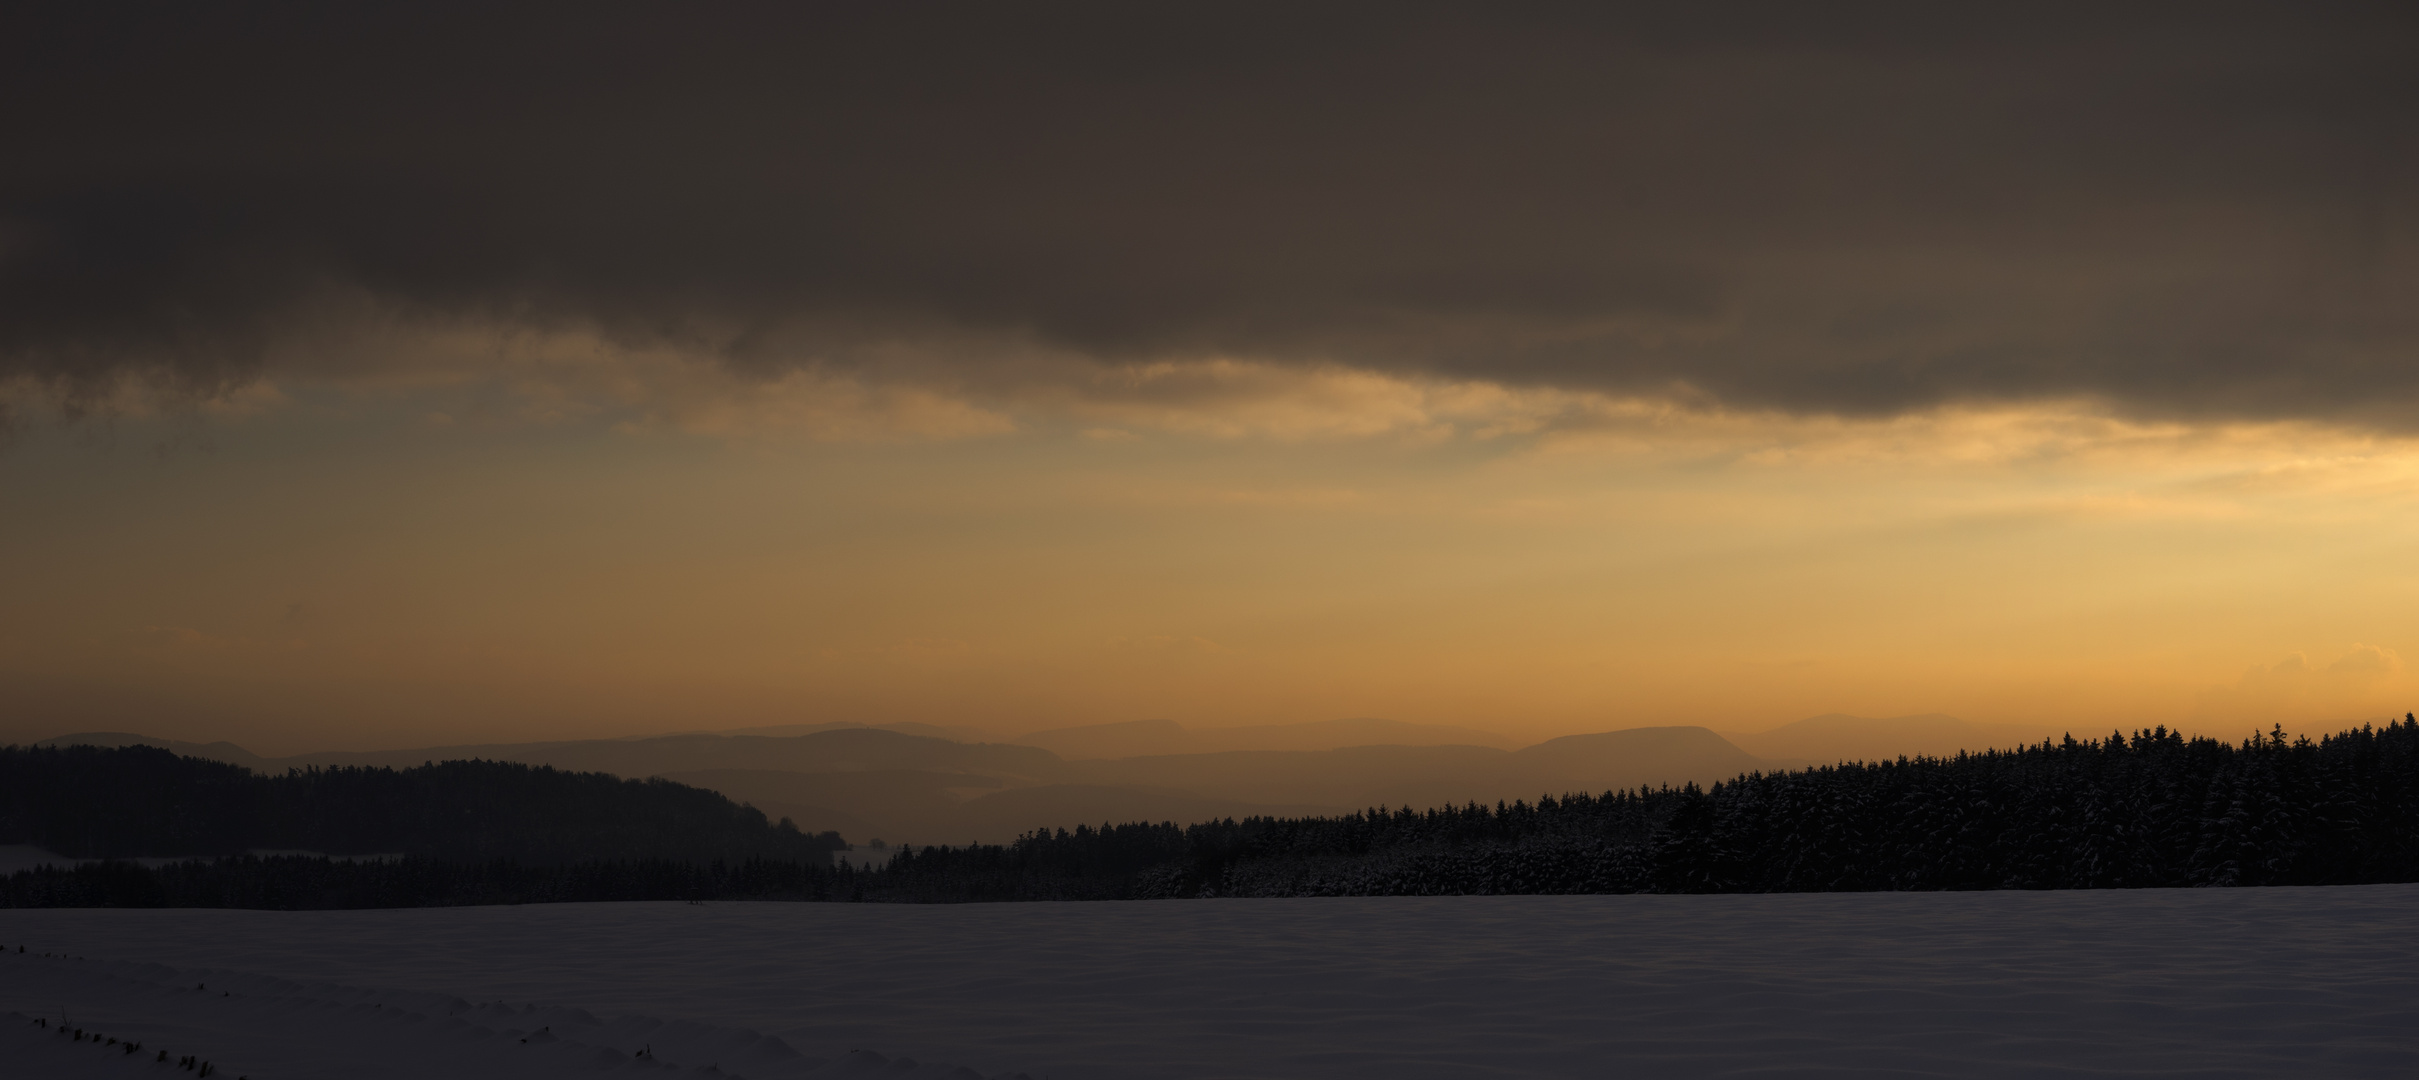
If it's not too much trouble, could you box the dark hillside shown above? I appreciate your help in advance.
[872,718,2419,899]
[8,719,2415,908]
[0,745,844,865]
[35,728,1063,782]
[273,728,1068,780]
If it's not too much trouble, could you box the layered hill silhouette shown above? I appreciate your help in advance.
[34,714,2060,846]
[692,720,997,742]
[209,728,1067,782]
[1,744,842,864]
[1010,717,1519,759]
[30,732,274,772]
[16,719,2418,909]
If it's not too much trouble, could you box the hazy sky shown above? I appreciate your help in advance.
[4,3,2415,753]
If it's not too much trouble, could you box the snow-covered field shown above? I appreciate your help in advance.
[5,886,2415,1078]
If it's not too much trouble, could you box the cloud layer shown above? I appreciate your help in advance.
[4,2,2415,422]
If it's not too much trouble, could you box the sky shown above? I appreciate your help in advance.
[4,3,2416,754]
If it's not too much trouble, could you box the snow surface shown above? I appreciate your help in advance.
[5,886,2416,1078]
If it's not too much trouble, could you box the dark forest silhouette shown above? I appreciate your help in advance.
[0,745,842,865]
[5,718,2415,907]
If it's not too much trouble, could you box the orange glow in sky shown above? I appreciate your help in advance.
[6,352,2412,754]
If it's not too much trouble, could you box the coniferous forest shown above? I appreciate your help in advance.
[5,718,2417,908]
[0,744,844,865]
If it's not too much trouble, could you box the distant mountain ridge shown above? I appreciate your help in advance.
[1011,717,1519,759]
[34,723,1785,846]
[679,720,995,743]
[259,728,1068,781]
[41,720,2085,846]
[33,731,271,772]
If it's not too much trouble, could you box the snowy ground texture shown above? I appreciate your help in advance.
[4,887,2416,1079]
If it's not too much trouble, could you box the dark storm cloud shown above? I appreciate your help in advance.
[3,2,2414,420]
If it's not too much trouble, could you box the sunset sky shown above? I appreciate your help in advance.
[4,3,2415,754]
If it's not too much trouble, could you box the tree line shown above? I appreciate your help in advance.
[5,718,2415,907]
[857,717,2419,900]
[0,744,843,865]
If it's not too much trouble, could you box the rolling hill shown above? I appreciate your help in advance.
[33,723,1782,847]
[1012,717,1520,759]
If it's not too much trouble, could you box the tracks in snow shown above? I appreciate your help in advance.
[1,948,1022,1080]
